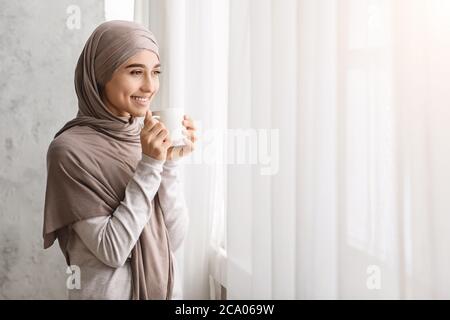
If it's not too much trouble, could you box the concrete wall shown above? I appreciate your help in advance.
[0,0,104,299]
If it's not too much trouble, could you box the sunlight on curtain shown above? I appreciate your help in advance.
[394,0,450,298]
[342,0,396,266]
[228,0,299,299]
[227,0,450,299]
[134,0,450,299]
[338,0,400,299]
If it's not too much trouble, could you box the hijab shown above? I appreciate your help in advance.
[43,20,173,299]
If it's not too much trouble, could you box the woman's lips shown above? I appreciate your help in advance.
[131,96,150,107]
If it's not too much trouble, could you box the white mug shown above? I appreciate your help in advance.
[152,108,186,147]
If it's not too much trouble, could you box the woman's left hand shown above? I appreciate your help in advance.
[166,115,197,161]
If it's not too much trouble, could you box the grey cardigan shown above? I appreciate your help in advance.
[57,154,189,299]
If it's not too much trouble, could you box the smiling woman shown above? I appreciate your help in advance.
[42,20,196,300]
[101,50,162,118]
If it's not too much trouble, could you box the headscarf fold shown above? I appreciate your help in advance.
[43,20,173,300]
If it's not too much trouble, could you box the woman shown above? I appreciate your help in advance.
[42,20,196,300]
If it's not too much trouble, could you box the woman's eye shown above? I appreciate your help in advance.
[131,70,143,75]
[153,70,162,75]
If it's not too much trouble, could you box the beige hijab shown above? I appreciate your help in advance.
[42,20,173,299]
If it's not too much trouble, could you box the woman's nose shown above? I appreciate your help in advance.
[141,75,156,92]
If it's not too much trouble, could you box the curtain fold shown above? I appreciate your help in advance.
[394,0,450,298]
[136,0,450,299]
[228,0,450,299]
[134,0,228,299]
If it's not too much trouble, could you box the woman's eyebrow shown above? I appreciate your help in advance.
[125,63,161,69]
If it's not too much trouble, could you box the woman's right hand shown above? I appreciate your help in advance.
[140,110,172,161]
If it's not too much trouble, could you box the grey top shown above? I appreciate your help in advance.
[57,154,189,299]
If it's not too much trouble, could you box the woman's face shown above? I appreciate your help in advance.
[102,50,161,118]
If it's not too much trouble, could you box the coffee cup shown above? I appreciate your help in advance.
[152,108,186,147]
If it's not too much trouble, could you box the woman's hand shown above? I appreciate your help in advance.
[166,115,197,161]
[140,110,172,161]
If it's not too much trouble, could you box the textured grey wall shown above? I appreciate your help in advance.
[0,0,104,299]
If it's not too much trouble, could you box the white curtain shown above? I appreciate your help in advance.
[134,0,228,299]
[135,0,450,299]
[227,0,300,299]
[227,0,450,299]
[394,0,450,298]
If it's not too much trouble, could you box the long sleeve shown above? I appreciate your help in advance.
[158,160,190,252]
[71,153,164,268]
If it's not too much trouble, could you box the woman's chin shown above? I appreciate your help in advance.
[130,107,149,118]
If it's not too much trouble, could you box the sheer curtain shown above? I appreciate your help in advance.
[394,0,450,298]
[134,0,228,299]
[227,0,300,299]
[227,0,450,299]
[134,0,450,299]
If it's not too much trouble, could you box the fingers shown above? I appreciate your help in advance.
[183,129,197,143]
[183,137,195,152]
[142,117,171,146]
[166,146,176,160]
[182,115,197,145]
[163,136,172,147]
[143,109,153,126]
[147,121,166,139]
[142,113,197,161]
[171,145,185,159]
[182,115,196,130]
[155,126,168,141]
[179,138,195,154]
[167,145,184,160]
[143,109,159,131]
[165,137,196,160]
[178,139,194,157]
